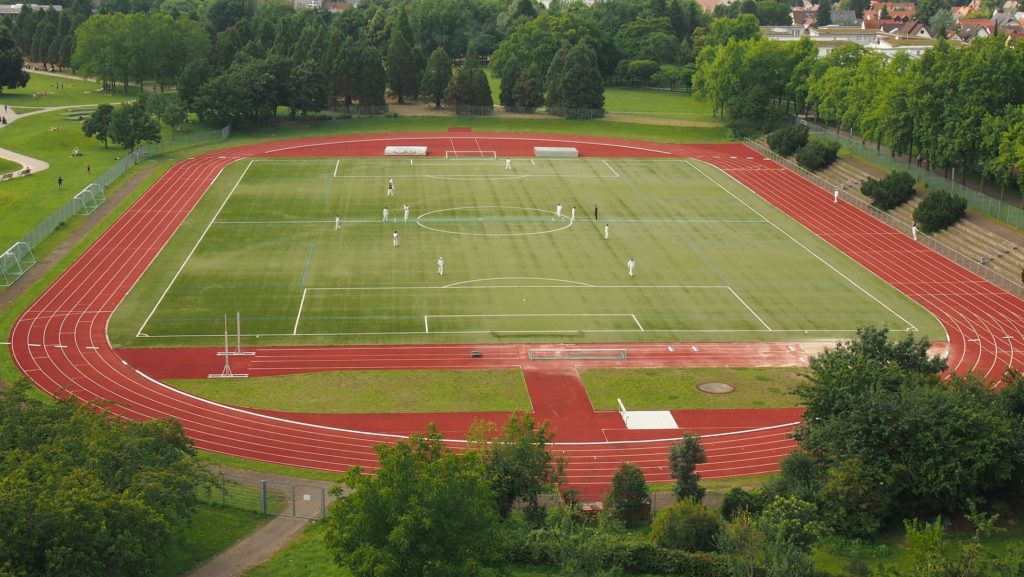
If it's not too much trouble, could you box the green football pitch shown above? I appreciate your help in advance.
[108,156,944,347]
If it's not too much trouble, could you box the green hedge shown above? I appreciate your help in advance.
[912,189,967,233]
[767,124,809,157]
[861,170,916,211]
[795,138,840,171]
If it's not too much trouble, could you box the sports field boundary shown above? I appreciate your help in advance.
[10,131,1024,498]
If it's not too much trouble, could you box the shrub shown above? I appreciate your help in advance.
[861,170,916,210]
[606,463,651,527]
[795,138,840,171]
[651,499,724,552]
[767,124,810,157]
[912,189,967,233]
[720,487,766,521]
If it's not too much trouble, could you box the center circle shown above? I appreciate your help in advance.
[416,205,574,237]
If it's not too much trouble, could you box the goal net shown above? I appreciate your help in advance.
[444,150,498,160]
[0,242,37,287]
[74,184,106,215]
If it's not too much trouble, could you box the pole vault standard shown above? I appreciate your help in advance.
[209,314,249,378]
[217,312,255,357]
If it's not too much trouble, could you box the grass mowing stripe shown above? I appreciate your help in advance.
[686,159,918,332]
[136,157,253,338]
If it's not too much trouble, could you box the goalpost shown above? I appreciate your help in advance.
[444,150,498,160]
[0,242,37,287]
[74,184,106,215]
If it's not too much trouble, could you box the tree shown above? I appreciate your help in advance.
[556,39,604,119]
[420,46,451,108]
[323,426,502,577]
[82,103,115,148]
[669,433,707,502]
[544,45,569,111]
[109,101,161,151]
[445,45,493,112]
[511,63,544,111]
[386,29,419,104]
[816,0,833,26]
[499,53,522,108]
[756,496,826,577]
[0,21,30,93]
[0,383,210,577]
[605,462,651,527]
[471,413,563,520]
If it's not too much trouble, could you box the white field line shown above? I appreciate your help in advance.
[136,327,876,339]
[424,316,429,333]
[137,160,254,337]
[309,284,729,291]
[727,286,771,331]
[333,159,339,177]
[293,288,308,335]
[631,314,645,331]
[685,159,918,332]
[602,160,620,177]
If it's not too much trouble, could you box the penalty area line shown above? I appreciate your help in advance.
[602,160,620,177]
[293,288,308,335]
[631,314,645,332]
[727,286,771,331]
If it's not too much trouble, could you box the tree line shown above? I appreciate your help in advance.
[695,32,1024,193]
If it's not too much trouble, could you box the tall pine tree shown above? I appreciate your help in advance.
[421,46,451,109]
[499,54,521,108]
[544,46,570,113]
[558,40,604,119]
[816,0,833,26]
[386,29,419,104]
[0,21,29,93]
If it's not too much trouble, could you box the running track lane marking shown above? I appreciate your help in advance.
[727,286,772,331]
[137,160,255,338]
[686,159,918,332]
[293,288,308,335]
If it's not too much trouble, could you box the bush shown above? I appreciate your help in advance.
[651,500,723,552]
[795,138,840,171]
[767,124,810,157]
[861,170,916,210]
[912,189,967,233]
[720,487,766,521]
[606,463,651,527]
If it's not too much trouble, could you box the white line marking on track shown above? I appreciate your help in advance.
[137,160,255,337]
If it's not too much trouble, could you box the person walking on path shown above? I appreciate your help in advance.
[387,178,394,196]
[627,257,635,277]
[604,223,609,240]
[334,215,340,230]
[403,203,410,223]
[383,206,389,222]
[437,256,444,275]
[392,230,399,247]
[57,176,63,190]
[593,204,598,220]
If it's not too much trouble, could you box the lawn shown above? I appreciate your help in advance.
[108,156,942,348]
[169,369,530,413]
[582,367,804,410]
[0,158,20,175]
[158,503,270,577]
[603,87,717,123]
[0,70,140,109]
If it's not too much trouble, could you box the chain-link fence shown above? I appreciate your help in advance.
[1,125,230,287]
[196,472,337,520]
[797,118,1024,229]
[744,138,1024,299]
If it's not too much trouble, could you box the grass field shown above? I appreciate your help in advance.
[0,158,20,175]
[109,155,942,348]
[169,369,529,413]
[582,367,803,410]
[1,70,139,109]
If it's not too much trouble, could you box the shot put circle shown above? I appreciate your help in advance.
[416,205,572,237]
[697,382,735,394]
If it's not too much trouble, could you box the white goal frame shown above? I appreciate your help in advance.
[444,150,498,160]
[0,242,37,287]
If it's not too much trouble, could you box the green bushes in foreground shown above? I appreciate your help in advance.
[767,124,810,157]
[913,189,968,233]
[796,137,840,171]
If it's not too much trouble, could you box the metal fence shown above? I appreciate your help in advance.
[0,125,230,287]
[197,474,336,520]
[797,118,1024,229]
[744,138,1024,299]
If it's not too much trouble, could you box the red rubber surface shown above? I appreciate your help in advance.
[10,133,1019,498]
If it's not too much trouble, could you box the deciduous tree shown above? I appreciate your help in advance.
[109,101,161,151]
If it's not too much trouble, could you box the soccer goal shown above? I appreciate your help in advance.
[0,242,37,287]
[74,184,106,215]
[444,150,498,160]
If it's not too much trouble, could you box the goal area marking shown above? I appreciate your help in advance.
[445,150,497,159]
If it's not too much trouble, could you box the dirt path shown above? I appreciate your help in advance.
[187,516,309,577]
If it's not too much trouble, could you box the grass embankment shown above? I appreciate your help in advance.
[158,504,270,577]
[169,369,530,413]
[582,367,804,410]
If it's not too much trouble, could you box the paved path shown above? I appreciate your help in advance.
[187,516,309,577]
[0,101,82,175]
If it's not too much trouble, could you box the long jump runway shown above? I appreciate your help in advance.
[10,132,1022,497]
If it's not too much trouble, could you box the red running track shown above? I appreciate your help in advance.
[9,132,1022,497]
